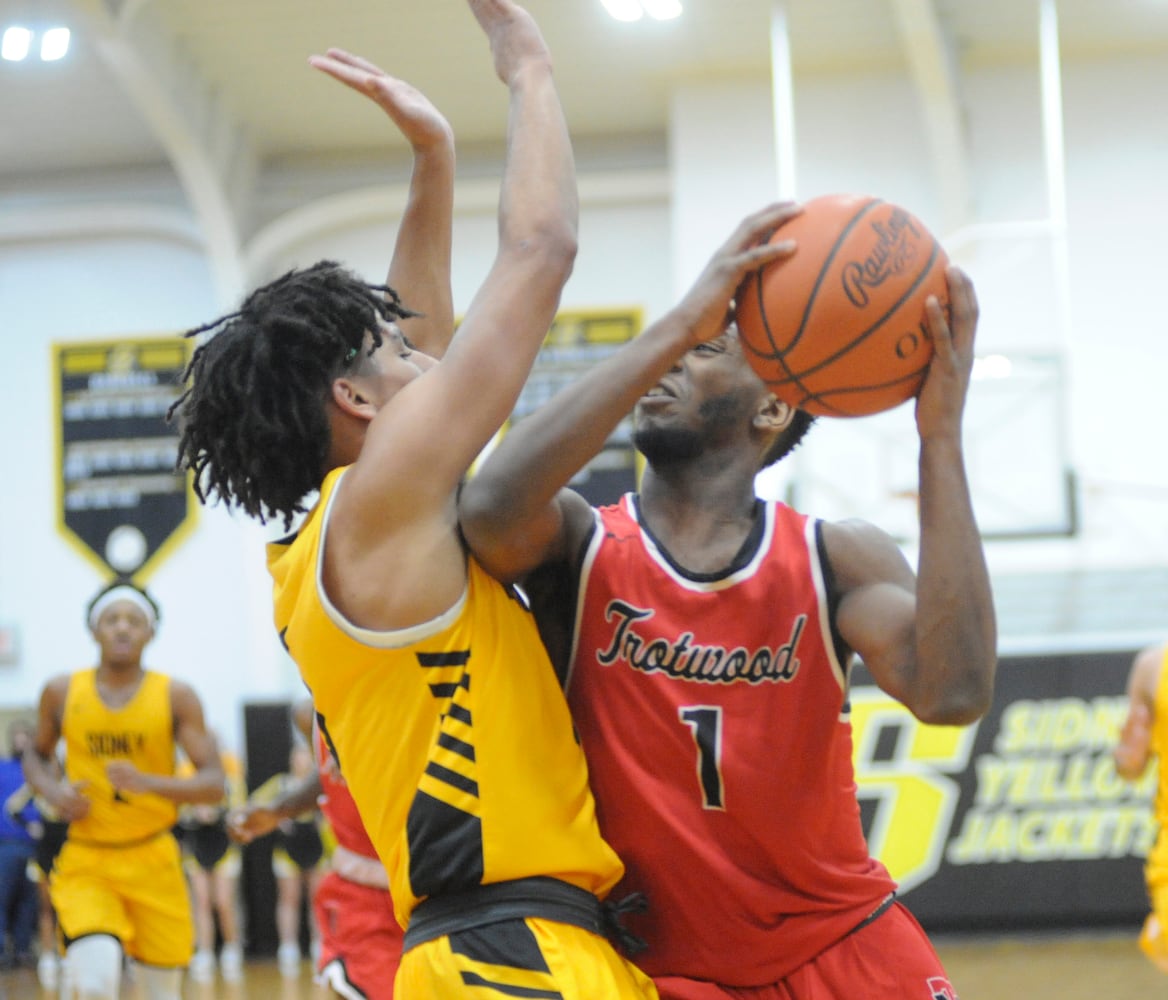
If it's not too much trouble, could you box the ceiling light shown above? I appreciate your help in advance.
[1,26,31,61]
[600,0,644,21]
[40,27,70,62]
[641,0,683,20]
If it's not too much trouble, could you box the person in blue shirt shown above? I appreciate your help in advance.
[0,717,40,969]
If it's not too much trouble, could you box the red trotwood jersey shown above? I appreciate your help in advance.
[566,494,896,986]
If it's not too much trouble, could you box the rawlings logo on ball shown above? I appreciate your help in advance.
[840,209,922,308]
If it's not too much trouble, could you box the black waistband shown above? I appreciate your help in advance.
[403,876,606,953]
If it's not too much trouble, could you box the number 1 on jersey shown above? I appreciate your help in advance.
[679,705,725,810]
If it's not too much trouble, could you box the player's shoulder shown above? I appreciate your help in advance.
[41,673,77,700]
[1134,643,1168,684]
[818,516,898,556]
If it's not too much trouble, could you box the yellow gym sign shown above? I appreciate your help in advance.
[53,336,196,581]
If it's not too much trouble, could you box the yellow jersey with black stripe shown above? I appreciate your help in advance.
[61,668,178,844]
[267,466,624,931]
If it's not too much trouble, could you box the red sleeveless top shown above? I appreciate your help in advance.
[567,494,895,985]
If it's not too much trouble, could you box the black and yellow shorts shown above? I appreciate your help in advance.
[399,877,658,1000]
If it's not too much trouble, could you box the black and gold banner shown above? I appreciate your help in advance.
[508,308,644,506]
[54,337,195,580]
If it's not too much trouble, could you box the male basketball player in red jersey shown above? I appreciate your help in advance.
[230,699,402,999]
[461,213,997,999]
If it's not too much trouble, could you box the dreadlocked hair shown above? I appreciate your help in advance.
[167,260,417,529]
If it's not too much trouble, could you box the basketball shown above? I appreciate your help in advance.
[734,193,949,417]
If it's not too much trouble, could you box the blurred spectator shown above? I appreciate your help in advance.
[0,717,39,970]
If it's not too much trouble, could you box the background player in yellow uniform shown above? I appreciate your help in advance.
[1115,641,1168,974]
[176,734,247,983]
[169,2,658,996]
[247,738,327,978]
[22,581,225,1000]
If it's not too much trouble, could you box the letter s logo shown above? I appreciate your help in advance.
[850,689,977,892]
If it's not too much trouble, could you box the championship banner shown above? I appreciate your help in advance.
[852,650,1155,931]
[54,337,195,579]
[510,308,643,506]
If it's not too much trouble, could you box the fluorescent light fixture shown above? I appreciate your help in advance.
[40,27,70,61]
[1,26,32,61]
[641,0,683,19]
[601,0,644,21]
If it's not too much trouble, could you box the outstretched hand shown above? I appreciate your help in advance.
[309,49,454,154]
[675,201,802,350]
[226,803,281,845]
[916,264,978,440]
[468,0,553,85]
[50,779,91,822]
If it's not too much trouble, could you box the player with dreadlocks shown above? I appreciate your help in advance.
[173,262,419,529]
[169,2,658,997]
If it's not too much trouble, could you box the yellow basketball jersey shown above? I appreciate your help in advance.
[267,467,624,930]
[62,668,178,844]
[1150,649,1168,832]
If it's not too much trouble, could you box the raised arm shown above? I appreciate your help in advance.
[326,1,580,628]
[829,266,997,726]
[1114,644,1163,780]
[352,0,577,503]
[461,203,801,583]
[309,49,455,357]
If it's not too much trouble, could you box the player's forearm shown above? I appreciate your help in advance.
[144,768,227,805]
[913,434,997,724]
[496,62,577,282]
[268,774,323,820]
[463,318,689,528]
[388,137,456,357]
[21,748,59,801]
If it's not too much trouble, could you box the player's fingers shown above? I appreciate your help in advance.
[923,294,955,362]
[944,265,979,348]
[308,55,376,92]
[741,201,803,246]
[323,48,386,76]
[748,239,797,267]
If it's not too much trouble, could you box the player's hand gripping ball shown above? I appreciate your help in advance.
[734,193,949,417]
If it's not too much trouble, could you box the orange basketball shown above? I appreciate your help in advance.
[734,193,949,417]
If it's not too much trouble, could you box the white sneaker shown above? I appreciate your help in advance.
[277,942,301,978]
[189,949,216,983]
[37,952,59,991]
[219,942,244,982]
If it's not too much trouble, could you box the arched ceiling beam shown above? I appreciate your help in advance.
[69,0,254,306]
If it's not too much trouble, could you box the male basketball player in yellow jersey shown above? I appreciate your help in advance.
[22,581,225,1000]
[1115,641,1168,974]
[169,3,659,997]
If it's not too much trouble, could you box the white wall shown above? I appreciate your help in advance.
[1,51,1165,753]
